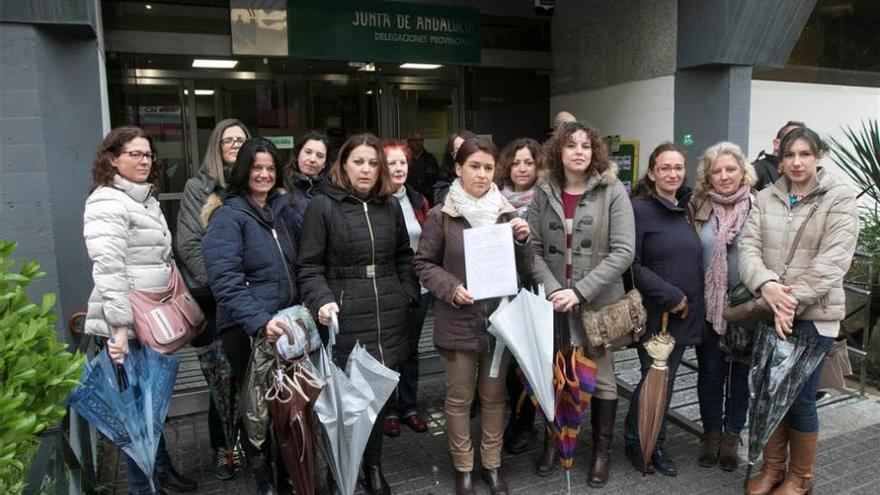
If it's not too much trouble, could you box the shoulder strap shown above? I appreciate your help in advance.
[780,202,819,281]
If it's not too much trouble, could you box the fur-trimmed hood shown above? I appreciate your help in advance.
[200,188,287,229]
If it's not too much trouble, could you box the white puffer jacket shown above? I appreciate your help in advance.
[84,174,173,338]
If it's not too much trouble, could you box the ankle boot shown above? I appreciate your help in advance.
[718,431,742,472]
[771,429,818,495]
[362,462,391,495]
[746,423,788,495]
[454,470,474,495]
[588,398,616,487]
[535,428,557,476]
[698,430,722,467]
[481,468,509,495]
[249,455,278,495]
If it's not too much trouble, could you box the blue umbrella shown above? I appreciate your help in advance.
[70,345,180,493]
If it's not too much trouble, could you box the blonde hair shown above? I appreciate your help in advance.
[200,119,250,189]
[693,141,756,200]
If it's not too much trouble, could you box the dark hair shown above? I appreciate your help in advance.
[441,129,477,178]
[381,139,413,166]
[286,130,331,177]
[776,121,806,139]
[496,138,545,189]
[544,122,609,186]
[329,133,396,199]
[90,125,159,196]
[778,126,828,159]
[226,138,282,197]
[631,142,688,198]
[455,136,499,167]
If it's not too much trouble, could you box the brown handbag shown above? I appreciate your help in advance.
[722,203,819,328]
[579,187,647,350]
[130,262,207,353]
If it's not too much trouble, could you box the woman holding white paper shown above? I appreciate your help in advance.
[527,122,635,486]
[414,137,531,495]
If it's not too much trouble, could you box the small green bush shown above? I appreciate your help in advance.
[0,241,85,494]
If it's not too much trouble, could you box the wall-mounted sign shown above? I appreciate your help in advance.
[265,135,294,149]
[231,0,288,56]
[287,0,481,64]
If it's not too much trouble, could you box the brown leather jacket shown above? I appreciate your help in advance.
[414,194,532,353]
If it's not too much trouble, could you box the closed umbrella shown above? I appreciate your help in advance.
[487,285,555,421]
[636,312,676,472]
[313,313,400,495]
[195,339,238,472]
[266,359,325,495]
[70,345,180,493]
[744,324,830,486]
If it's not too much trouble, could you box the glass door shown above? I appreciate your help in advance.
[382,82,460,158]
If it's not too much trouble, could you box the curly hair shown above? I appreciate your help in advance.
[543,122,608,186]
[329,133,396,199]
[90,126,159,196]
[693,141,756,201]
[381,139,413,167]
[495,137,545,190]
[631,142,688,199]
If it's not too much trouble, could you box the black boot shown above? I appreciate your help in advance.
[250,454,278,495]
[362,463,391,495]
[158,465,197,493]
[535,427,557,476]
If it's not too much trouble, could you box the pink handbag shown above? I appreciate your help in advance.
[130,263,206,353]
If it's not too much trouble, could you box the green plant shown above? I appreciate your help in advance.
[829,119,880,203]
[0,241,85,494]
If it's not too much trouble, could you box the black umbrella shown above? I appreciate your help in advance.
[744,324,830,486]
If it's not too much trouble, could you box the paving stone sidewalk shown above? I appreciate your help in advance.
[104,370,880,495]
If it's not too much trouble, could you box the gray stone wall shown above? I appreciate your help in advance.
[0,22,104,340]
[551,0,677,95]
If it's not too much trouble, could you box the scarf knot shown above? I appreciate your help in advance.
[449,179,507,228]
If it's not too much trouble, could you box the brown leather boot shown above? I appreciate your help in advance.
[698,430,722,467]
[588,398,616,488]
[481,468,509,495]
[771,429,817,495]
[454,470,474,495]
[535,427,557,476]
[718,431,742,472]
[746,423,788,495]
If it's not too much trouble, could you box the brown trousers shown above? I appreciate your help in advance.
[439,348,511,472]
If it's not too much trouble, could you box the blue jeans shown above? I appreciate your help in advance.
[125,433,171,495]
[387,293,430,418]
[783,320,834,433]
[696,325,749,435]
[624,343,687,449]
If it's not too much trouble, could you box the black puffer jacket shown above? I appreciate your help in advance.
[298,183,420,367]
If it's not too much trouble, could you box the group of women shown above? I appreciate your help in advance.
[83,117,857,495]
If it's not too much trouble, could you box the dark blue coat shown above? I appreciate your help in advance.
[284,172,325,242]
[631,195,705,346]
[203,192,299,336]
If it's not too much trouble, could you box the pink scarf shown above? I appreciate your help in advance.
[705,185,751,335]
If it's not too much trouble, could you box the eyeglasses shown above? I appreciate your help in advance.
[221,137,247,147]
[122,150,157,162]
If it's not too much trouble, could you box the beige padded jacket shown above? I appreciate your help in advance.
[738,168,859,333]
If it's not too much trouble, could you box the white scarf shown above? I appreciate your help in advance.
[448,179,506,228]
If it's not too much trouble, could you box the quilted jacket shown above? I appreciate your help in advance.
[738,168,859,331]
[83,175,173,338]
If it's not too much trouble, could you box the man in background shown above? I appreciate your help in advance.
[753,120,805,190]
[407,130,440,201]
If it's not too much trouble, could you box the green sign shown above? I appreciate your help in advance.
[265,135,294,149]
[287,0,481,64]
[682,133,694,146]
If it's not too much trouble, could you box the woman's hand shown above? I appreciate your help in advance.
[108,326,129,365]
[317,302,340,326]
[264,319,289,344]
[510,217,530,242]
[453,285,475,306]
[548,289,580,313]
[773,312,795,340]
[671,296,689,319]
[760,281,798,319]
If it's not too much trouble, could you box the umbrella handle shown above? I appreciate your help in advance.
[660,312,669,336]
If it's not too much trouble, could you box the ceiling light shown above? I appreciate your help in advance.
[400,63,442,70]
[145,4,152,10]
[359,63,376,72]
[365,90,374,95]
[194,89,215,96]
[192,59,239,69]
[183,89,189,95]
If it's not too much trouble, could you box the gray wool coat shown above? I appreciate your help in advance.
[527,164,636,349]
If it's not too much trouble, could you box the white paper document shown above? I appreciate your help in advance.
[463,223,518,301]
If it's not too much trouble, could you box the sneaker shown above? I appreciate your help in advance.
[214,448,236,481]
